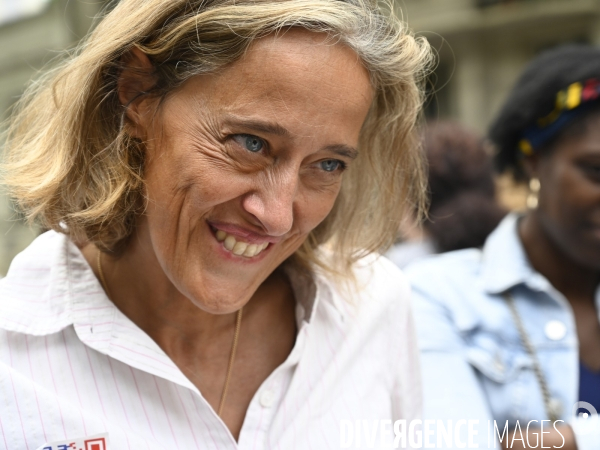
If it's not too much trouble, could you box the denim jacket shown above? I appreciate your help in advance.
[406,214,600,449]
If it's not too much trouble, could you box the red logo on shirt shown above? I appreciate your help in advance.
[84,438,107,450]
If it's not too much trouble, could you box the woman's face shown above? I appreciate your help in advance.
[535,113,600,270]
[131,30,372,314]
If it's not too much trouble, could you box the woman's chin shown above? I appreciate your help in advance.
[173,250,286,315]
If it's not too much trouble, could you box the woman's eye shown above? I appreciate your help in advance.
[319,159,346,172]
[233,134,265,153]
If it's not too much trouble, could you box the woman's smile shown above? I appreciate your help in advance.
[208,221,275,260]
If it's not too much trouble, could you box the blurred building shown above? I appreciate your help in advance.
[1,0,600,273]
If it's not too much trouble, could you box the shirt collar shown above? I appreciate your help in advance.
[481,213,551,294]
[282,261,317,328]
[0,231,199,391]
[0,231,76,335]
[282,253,348,326]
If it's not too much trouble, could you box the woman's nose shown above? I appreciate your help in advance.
[242,173,298,236]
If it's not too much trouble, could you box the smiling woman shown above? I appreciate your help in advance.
[0,0,432,448]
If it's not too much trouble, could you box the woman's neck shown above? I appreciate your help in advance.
[519,213,600,301]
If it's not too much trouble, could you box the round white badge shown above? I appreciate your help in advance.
[544,320,567,341]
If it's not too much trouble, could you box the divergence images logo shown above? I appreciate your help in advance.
[573,401,598,436]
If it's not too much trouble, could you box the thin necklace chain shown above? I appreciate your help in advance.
[218,306,243,417]
[504,291,560,422]
[96,249,243,418]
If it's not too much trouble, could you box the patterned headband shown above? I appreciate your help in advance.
[519,78,600,156]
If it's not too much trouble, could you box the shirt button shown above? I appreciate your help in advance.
[545,320,567,341]
[260,389,276,408]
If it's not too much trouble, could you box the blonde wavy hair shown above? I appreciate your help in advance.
[2,0,432,275]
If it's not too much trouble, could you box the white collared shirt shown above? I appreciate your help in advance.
[0,231,420,449]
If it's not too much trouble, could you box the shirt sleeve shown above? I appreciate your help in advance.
[408,267,498,449]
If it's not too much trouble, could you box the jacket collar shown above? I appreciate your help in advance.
[481,213,553,294]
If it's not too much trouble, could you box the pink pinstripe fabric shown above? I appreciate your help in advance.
[0,231,421,449]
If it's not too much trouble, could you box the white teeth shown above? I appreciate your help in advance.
[243,244,258,257]
[215,230,270,258]
[224,235,236,251]
[232,242,248,255]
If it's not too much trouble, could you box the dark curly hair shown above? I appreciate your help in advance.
[489,44,600,180]
[423,121,506,252]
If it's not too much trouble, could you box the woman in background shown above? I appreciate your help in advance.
[408,45,600,450]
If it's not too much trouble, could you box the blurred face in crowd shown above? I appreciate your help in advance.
[123,29,373,314]
[533,112,600,270]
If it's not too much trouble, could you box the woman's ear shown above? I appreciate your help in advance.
[117,47,157,139]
